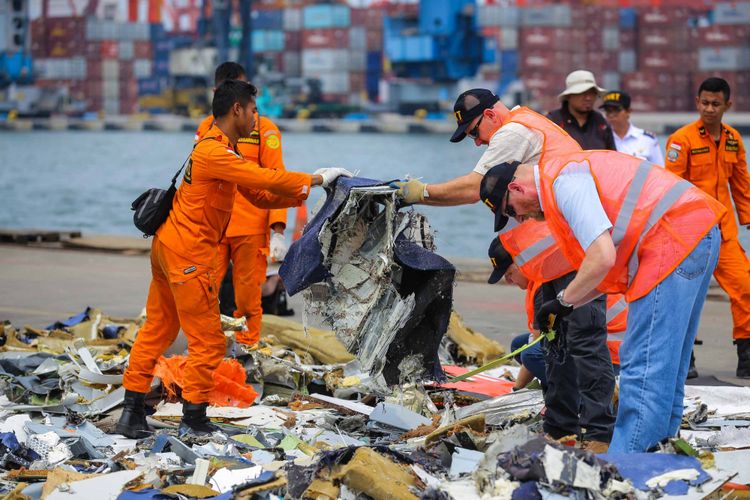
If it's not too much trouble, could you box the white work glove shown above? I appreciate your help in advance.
[314,167,354,188]
[270,232,288,261]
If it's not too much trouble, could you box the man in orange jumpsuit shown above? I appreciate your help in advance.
[116,80,352,438]
[195,62,288,345]
[666,77,750,378]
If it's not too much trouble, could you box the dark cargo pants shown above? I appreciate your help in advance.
[541,272,615,442]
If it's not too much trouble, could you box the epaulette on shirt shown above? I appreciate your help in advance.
[643,130,656,139]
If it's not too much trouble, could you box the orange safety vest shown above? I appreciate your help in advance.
[506,107,583,163]
[505,220,627,363]
[539,150,726,302]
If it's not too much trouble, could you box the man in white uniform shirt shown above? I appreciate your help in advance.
[601,91,664,165]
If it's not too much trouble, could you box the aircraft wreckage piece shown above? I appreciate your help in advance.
[280,178,455,384]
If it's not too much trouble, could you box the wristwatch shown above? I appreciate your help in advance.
[557,289,574,308]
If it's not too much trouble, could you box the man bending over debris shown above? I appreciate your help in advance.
[117,80,352,438]
[483,150,725,452]
[485,223,615,452]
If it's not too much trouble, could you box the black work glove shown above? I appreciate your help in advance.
[536,298,574,363]
[535,298,574,335]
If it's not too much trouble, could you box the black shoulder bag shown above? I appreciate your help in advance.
[130,138,214,237]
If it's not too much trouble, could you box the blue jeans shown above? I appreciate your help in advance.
[609,226,720,453]
[511,333,547,387]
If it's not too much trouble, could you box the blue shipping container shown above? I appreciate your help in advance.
[500,50,518,73]
[150,22,166,41]
[419,0,474,36]
[483,37,497,64]
[303,4,350,29]
[253,9,283,30]
[366,51,382,72]
[386,35,436,62]
[251,30,284,52]
[619,8,636,29]
[137,77,164,96]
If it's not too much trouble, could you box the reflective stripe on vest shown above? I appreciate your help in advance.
[611,160,651,246]
[606,296,628,323]
[514,234,557,268]
[627,180,694,284]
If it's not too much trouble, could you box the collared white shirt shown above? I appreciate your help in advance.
[614,124,664,166]
[474,106,544,175]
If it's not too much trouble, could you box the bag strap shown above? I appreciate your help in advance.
[171,137,217,185]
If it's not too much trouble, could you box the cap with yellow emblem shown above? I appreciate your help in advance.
[479,161,521,231]
[450,89,500,143]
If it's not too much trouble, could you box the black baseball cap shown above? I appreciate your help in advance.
[599,90,631,110]
[479,161,520,231]
[450,89,500,143]
[488,237,514,284]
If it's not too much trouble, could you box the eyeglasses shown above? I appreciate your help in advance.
[467,115,484,139]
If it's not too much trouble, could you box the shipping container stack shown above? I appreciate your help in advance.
[30,16,153,114]
[477,1,750,113]
[691,2,750,111]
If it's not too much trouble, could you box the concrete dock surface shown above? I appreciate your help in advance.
[1,242,747,387]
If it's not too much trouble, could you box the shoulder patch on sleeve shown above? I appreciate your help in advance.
[266,135,280,149]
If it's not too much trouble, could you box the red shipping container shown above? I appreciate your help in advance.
[46,17,86,41]
[690,71,750,96]
[638,51,696,73]
[351,7,384,28]
[101,41,118,59]
[638,28,695,52]
[302,29,348,49]
[31,40,47,57]
[134,41,152,59]
[619,29,637,49]
[284,31,302,51]
[120,61,135,80]
[585,52,618,73]
[629,95,673,112]
[522,72,565,94]
[735,95,750,112]
[366,30,383,51]
[47,39,86,57]
[86,58,103,79]
[622,71,672,93]
[349,71,366,91]
[693,26,750,48]
[582,5,619,25]
[520,51,583,74]
[637,7,693,27]
[520,28,583,52]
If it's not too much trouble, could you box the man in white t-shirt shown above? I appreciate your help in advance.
[391,89,544,206]
[601,91,664,165]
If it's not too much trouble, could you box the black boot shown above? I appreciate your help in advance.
[179,402,222,437]
[687,352,699,379]
[115,390,152,439]
[736,339,750,378]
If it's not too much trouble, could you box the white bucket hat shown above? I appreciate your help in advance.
[558,70,606,101]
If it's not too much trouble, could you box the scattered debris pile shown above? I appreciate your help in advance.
[1,181,749,498]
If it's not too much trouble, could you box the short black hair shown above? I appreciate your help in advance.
[698,77,731,102]
[214,61,246,87]
[212,80,257,118]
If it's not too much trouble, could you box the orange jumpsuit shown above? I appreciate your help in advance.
[666,120,750,340]
[196,114,287,345]
[124,124,311,403]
